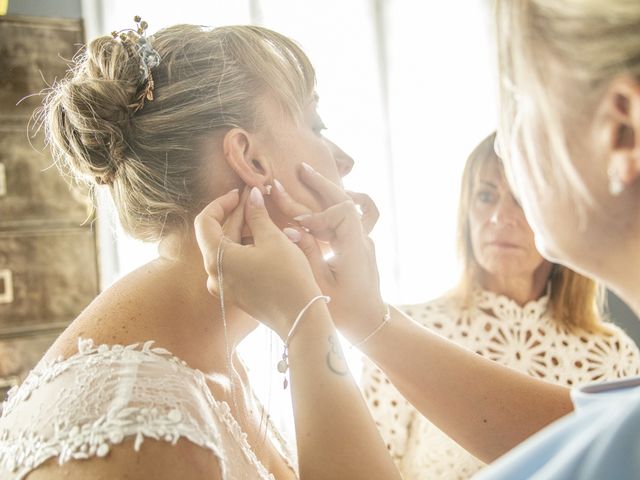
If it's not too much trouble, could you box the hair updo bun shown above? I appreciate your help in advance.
[45,35,148,185]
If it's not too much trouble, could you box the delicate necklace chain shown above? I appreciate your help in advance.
[216,236,241,416]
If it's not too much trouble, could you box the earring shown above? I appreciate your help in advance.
[608,165,625,196]
[264,184,273,195]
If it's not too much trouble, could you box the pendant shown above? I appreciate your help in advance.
[277,359,288,373]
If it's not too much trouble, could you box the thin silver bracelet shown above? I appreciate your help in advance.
[352,304,392,349]
[277,294,331,388]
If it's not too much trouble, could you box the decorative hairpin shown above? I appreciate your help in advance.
[111,16,161,112]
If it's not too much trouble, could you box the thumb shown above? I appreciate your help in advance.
[244,186,282,245]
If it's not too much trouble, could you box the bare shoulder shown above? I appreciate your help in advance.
[26,437,222,480]
[42,259,213,369]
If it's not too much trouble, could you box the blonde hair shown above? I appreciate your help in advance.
[42,24,315,241]
[495,1,640,216]
[455,132,609,333]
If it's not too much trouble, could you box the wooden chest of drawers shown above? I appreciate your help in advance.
[0,15,99,399]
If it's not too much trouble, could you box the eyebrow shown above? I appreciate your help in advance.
[476,180,498,189]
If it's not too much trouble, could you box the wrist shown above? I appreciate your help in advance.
[339,299,388,344]
[275,283,324,340]
[276,295,335,388]
[287,300,335,353]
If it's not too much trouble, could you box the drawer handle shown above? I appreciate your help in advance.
[0,163,5,197]
[0,269,13,304]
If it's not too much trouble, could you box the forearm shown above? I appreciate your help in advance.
[360,306,574,462]
[287,302,402,480]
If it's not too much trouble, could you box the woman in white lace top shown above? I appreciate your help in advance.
[0,22,402,480]
[360,133,640,479]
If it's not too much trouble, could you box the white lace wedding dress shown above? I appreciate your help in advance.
[0,338,296,479]
[361,290,640,480]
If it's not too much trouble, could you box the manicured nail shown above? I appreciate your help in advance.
[294,214,311,222]
[274,179,285,193]
[228,188,239,195]
[283,227,301,242]
[249,186,264,207]
[301,162,315,174]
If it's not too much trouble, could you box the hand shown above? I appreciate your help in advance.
[270,165,386,344]
[194,187,322,340]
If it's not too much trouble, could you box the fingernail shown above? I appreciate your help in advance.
[283,227,301,243]
[274,179,285,193]
[249,186,264,207]
[228,188,239,195]
[294,214,311,222]
[301,162,315,174]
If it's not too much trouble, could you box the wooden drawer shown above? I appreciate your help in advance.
[0,16,83,119]
[0,228,98,332]
[0,330,61,401]
[0,122,92,230]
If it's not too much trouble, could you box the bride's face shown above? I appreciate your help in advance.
[258,95,354,216]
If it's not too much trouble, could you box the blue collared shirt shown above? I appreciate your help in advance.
[475,376,640,479]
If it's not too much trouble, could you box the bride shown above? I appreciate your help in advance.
[0,19,399,480]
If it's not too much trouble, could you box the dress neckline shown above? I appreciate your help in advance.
[4,337,296,480]
[473,287,550,321]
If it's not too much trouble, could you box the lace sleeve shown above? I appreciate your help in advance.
[605,324,640,377]
[360,357,415,462]
[0,339,275,480]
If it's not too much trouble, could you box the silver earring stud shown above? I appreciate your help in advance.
[264,184,273,195]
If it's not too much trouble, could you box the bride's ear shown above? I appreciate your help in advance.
[223,128,273,194]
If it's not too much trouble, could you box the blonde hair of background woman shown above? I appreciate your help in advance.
[455,132,609,334]
[40,24,315,242]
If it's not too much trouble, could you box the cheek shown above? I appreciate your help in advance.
[273,167,327,214]
[468,216,486,261]
[285,149,343,211]
[269,129,344,211]
[468,205,490,241]
[308,142,342,185]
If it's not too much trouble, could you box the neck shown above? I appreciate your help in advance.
[479,263,552,306]
[157,231,259,355]
[589,236,640,319]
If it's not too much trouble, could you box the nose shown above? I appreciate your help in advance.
[323,137,354,178]
[490,195,521,227]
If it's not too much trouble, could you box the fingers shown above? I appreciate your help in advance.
[298,162,350,208]
[284,227,333,285]
[295,200,363,252]
[347,191,380,234]
[271,179,312,219]
[194,188,241,253]
[194,188,241,285]
[222,186,250,242]
[244,186,285,246]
